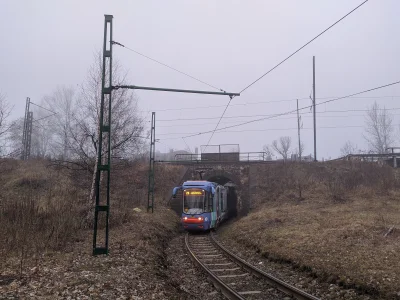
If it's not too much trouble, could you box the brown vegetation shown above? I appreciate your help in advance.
[0,158,183,282]
[222,161,400,299]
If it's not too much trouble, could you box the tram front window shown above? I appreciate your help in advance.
[183,189,204,214]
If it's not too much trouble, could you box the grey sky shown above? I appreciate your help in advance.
[1,0,399,159]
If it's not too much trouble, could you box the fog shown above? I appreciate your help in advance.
[1,0,399,159]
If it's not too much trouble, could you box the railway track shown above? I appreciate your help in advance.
[185,232,320,300]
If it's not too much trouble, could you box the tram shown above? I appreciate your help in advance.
[172,181,228,231]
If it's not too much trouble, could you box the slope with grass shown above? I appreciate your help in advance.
[220,161,400,299]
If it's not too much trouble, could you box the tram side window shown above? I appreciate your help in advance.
[220,192,224,211]
[204,192,213,212]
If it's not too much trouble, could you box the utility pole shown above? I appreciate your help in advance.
[21,97,32,160]
[147,112,156,213]
[93,14,240,256]
[313,56,317,161]
[297,99,301,161]
[93,14,113,256]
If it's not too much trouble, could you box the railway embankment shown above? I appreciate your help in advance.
[0,158,186,299]
[219,161,400,299]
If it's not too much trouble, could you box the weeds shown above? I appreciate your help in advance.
[253,161,399,205]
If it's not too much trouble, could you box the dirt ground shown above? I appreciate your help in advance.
[219,187,400,299]
[1,207,184,299]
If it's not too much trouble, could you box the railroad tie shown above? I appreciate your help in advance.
[238,291,262,295]
[205,262,233,266]
[198,254,222,258]
[194,250,219,254]
[210,267,241,272]
[218,273,249,278]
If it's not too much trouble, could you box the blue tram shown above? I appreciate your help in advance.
[172,181,228,231]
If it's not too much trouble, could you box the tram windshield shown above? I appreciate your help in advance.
[183,189,205,214]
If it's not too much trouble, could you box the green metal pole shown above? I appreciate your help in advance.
[93,14,113,256]
[147,112,155,212]
[151,112,155,213]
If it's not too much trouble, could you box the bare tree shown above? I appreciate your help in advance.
[340,140,358,156]
[364,102,394,153]
[76,52,144,202]
[0,92,12,138]
[262,145,274,160]
[272,136,292,160]
[295,141,305,160]
[43,86,76,159]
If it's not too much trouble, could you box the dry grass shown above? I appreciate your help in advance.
[1,207,181,298]
[223,161,400,299]
[0,158,183,279]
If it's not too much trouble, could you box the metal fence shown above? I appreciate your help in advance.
[174,152,271,162]
[200,144,240,154]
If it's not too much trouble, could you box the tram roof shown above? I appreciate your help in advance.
[182,180,216,189]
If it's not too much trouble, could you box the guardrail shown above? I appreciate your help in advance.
[174,152,271,162]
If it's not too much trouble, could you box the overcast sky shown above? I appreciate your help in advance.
[1,0,399,159]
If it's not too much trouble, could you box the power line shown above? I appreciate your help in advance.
[29,101,57,115]
[239,1,369,94]
[181,80,400,138]
[157,106,400,123]
[139,95,400,113]
[112,41,225,92]
[158,123,400,140]
[204,96,233,151]
[156,111,400,128]
[33,112,57,123]
[182,137,192,154]
[202,0,370,147]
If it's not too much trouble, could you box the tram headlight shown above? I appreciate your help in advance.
[198,217,203,221]
[183,216,188,221]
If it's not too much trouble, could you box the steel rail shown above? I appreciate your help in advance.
[210,233,320,300]
[185,233,245,300]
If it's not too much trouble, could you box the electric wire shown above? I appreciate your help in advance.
[158,123,400,141]
[239,0,369,94]
[139,95,400,113]
[157,106,400,122]
[33,113,58,123]
[181,80,400,138]
[201,0,369,148]
[159,124,400,137]
[112,41,225,92]
[156,111,400,128]
[29,101,58,115]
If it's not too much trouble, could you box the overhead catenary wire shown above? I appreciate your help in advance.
[157,106,400,122]
[202,0,370,148]
[29,101,58,115]
[239,0,369,94]
[156,111,400,128]
[158,124,397,141]
[139,95,400,113]
[181,80,400,138]
[33,112,58,123]
[158,124,400,137]
[112,41,226,92]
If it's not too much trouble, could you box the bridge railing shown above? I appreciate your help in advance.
[174,152,271,162]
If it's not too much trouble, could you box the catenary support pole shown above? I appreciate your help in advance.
[21,97,31,160]
[313,56,317,161]
[93,14,113,256]
[147,112,156,213]
[297,99,302,161]
[93,14,240,255]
